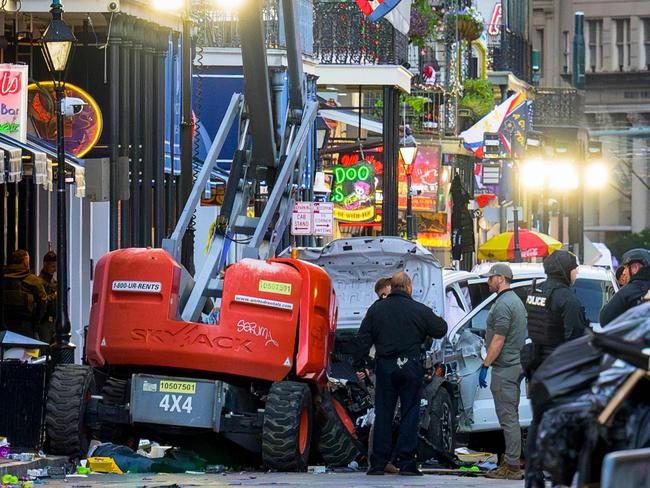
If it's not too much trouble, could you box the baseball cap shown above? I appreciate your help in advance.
[482,263,513,280]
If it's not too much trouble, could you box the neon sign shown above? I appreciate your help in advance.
[331,161,377,222]
[28,82,103,157]
[0,64,28,141]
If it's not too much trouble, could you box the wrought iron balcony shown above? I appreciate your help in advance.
[313,0,409,65]
[404,89,446,136]
[199,0,314,55]
[532,88,585,128]
[488,29,532,83]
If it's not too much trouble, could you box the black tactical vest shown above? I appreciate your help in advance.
[525,282,564,347]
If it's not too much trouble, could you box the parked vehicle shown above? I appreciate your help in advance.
[293,241,620,464]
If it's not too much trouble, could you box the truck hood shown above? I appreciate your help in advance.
[290,237,445,331]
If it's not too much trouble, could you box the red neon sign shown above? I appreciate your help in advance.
[0,71,20,96]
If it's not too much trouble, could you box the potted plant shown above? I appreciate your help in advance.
[443,6,484,42]
[459,79,495,122]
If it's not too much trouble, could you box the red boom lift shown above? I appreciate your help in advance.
[44,0,361,470]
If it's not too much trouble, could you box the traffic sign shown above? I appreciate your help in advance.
[291,202,313,235]
[312,202,334,236]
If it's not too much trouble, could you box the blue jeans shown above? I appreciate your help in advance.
[370,356,423,471]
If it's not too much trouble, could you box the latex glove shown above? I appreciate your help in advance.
[479,366,489,388]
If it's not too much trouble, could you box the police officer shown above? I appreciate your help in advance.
[600,248,650,326]
[479,264,526,480]
[2,250,47,339]
[523,250,588,488]
[354,271,447,476]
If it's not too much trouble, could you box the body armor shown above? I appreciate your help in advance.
[525,283,564,347]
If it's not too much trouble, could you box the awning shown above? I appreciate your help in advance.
[0,133,85,197]
[319,109,383,134]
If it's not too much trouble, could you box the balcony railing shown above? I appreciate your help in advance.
[313,0,408,65]
[532,88,585,128]
[489,29,532,83]
[199,0,314,55]
[404,89,446,136]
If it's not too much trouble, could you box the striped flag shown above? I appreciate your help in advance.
[356,0,413,35]
[460,92,527,158]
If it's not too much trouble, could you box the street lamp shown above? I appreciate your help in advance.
[39,0,76,364]
[399,142,418,240]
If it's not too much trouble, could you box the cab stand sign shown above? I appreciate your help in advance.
[291,202,333,236]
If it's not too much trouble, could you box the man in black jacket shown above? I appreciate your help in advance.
[600,248,650,326]
[354,271,447,476]
[2,250,47,339]
[524,250,588,488]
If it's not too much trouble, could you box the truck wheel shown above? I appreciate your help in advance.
[262,381,313,471]
[45,365,95,457]
[317,393,364,466]
[419,387,456,462]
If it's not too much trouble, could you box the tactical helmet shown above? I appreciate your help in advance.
[622,248,650,268]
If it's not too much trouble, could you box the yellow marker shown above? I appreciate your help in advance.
[259,279,292,295]
[159,380,196,395]
[87,457,124,474]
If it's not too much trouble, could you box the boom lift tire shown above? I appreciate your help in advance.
[262,381,313,471]
[317,392,364,466]
[45,365,96,457]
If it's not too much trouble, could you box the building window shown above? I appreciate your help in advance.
[587,19,603,72]
[563,31,570,74]
[643,18,650,71]
[615,18,630,71]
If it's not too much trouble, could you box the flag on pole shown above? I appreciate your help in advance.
[460,92,527,158]
[355,0,413,35]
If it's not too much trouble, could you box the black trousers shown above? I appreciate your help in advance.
[370,356,422,471]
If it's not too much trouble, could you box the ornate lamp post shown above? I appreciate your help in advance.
[39,0,76,364]
[399,142,418,240]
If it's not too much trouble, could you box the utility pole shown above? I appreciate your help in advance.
[572,12,586,261]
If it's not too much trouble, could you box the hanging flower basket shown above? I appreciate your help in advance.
[457,18,481,41]
[444,7,484,42]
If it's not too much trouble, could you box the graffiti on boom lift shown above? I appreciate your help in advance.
[130,323,253,352]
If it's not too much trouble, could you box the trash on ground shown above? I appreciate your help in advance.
[26,469,48,478]
[46,466,66,479]
[308,465,327,474]
[2,474,19,485]
[477,460,498,470]
[91,443,206,474]
[205,465,226,474]
[7,453,34,462]
[86,456,124,474]
[454,447,498,464]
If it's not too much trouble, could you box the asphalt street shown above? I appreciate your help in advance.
[40,471,523,487]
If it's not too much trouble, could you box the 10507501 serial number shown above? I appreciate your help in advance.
[159,380,196,394]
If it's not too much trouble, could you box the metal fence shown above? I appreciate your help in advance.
[489,29,532,83]
[200,0,314,55]
[404,89,446,136]
[313,0,409,65]
[532,88,586,128]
